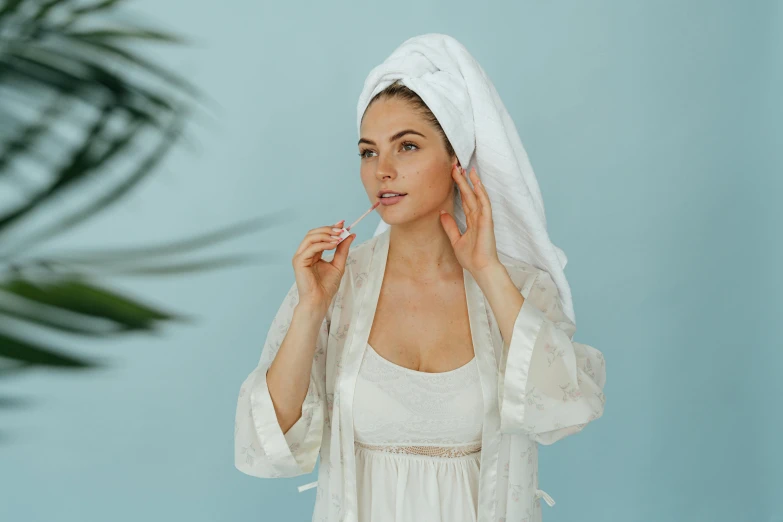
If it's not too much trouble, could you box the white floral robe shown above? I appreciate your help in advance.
[234,227,606,522]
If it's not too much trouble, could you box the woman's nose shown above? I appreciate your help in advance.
[376,155,397,178]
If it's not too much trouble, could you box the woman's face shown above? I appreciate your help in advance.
[358,97,457,227]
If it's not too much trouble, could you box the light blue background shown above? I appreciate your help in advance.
[1,1,780,521]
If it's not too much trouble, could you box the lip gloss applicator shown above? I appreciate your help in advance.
[334,201,381,244]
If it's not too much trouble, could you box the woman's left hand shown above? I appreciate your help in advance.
[439,163,500,276]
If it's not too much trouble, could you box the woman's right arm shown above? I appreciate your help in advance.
[266,301,328,435]
[234,219,355,479]
[233,282,330,479]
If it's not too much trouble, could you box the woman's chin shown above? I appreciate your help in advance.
[377,209,411,224]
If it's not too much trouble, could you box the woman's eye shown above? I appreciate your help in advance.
[358,142,417,159]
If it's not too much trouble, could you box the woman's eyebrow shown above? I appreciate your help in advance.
[358,129,426,146]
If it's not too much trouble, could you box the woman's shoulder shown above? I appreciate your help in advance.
[337,238,545,287]
[336,236,548,290]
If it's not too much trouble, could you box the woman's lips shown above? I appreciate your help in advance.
[378,194,407,206]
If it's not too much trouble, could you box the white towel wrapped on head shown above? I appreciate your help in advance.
[356,33,575,325]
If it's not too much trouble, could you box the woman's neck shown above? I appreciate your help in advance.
[387,220,462,281]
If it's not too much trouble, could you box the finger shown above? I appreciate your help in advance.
[453,163,478,214]
[331,233,355,272]
[299,240,340,261]
[307,220,345,237]
[296,232,342,256]
[439,210,461,246]
[463,166,484,214]
[296,233,340,256]
[468,167,492,220]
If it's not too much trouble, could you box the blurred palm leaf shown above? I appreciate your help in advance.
[0,0,289,393]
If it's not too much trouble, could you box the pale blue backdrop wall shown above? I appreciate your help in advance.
[1,1,780,521]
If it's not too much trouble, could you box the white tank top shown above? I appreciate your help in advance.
[353,342,483,446]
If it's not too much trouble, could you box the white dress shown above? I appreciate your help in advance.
[353,342,484,522]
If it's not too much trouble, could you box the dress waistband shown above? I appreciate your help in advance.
[353,440,482,457]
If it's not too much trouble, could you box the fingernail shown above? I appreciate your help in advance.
[332,227,343,232]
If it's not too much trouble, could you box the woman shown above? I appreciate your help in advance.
[234,34,607,522]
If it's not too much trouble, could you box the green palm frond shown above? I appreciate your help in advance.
[0,0,287,427]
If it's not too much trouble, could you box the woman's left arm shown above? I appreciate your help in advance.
[475,262,607,444]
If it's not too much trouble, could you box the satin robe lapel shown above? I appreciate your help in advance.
[330,228,502,522]
[329,228,389,522]
[464,266,502,522]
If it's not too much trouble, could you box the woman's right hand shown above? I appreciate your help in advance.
[292,219,356,313]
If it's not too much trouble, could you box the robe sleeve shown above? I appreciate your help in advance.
[499,267,607,444]
[234,281,328,478]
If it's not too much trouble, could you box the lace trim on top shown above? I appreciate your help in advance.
[354,440,482,457]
